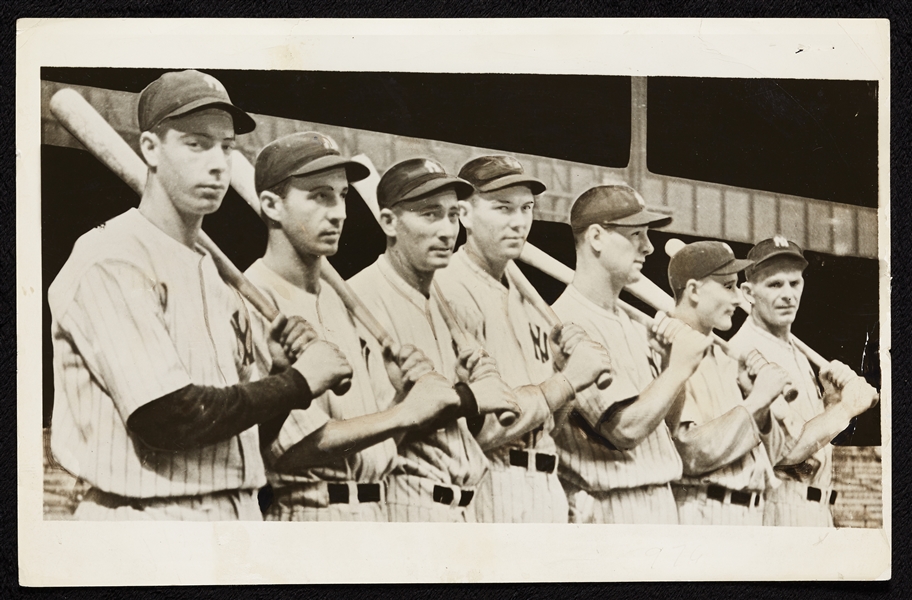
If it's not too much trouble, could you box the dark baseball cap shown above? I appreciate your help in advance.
[458,155,546,195]
[570,185,672,233]
[668,241,754,292]
[377,158,474,209]
[254,131,370,195]
[745,235,808,278]
[138,70,256,134]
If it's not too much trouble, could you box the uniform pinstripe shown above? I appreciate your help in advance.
[348,255,488,522]
[245,259,397,521]
[48,209,264,519]
[435,248,568,523]
[729,318,835,526]
[550,284,682,524]
[669,346,780,526]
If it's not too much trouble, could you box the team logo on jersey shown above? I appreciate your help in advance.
[529,324,550,363]
[773,235,790,248]
[231,309,255,368]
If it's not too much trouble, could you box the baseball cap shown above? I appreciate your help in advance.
[745,235,808,278]
[138,70,256,134]
[668,241,754,292]
[458,155,546,195]
[254,131,370,194]
[570,185,672,232]
[377,158,474,209]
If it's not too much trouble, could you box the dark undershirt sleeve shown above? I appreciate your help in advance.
[126,369,314,452]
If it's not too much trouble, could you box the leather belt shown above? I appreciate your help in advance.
[328,482,382,504]
[433,485,474,507]
[807,486,838,505]
[509,449,557,474]
[705,484,762,508]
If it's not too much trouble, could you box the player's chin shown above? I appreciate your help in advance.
[713,315,734,332]
[424,251,452,269]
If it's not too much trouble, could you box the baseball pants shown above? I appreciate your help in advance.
[763,480,836,527]
[474,451,569,523]
[386,474,477,523]
[265,480,387,522]
[672,484,764,526]
[563,481,679,525]
[73,487,262,521]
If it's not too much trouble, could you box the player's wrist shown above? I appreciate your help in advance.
[540,372,576,412]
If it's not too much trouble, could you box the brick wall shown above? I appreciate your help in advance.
[831,445,883,529]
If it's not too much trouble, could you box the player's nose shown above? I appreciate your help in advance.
[207,145,230,176]
[641,232,655,256]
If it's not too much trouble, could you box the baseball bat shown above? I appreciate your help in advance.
[504,262,612,389]
[49,88,352,394]
[518,239,800,401]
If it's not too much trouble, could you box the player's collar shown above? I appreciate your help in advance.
[377,253,432,310]
[454,247,508,293]
[743,315,797,350]
[129,208,208,264]
[563,283,622,321]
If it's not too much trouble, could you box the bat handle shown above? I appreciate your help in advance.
[782,384,799,403]
[332,377,353,396]
[595,371,613,389]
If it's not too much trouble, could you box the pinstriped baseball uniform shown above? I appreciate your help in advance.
[550,284,682,524]
[348,254,489,523]
[244,259,397,522]
[48,209,265,520]
[435,248,568,523]
[669,345,784,526]
[729,318,834,527]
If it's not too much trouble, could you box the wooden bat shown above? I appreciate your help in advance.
[48,88,353,394]
[518,240,800,401]
[503,262,612,389]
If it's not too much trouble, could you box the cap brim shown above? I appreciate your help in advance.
[714,258,755,276]
[610,208,673,228]
[166,98,257,134]
[287,154,371,183]
[399,175,475,203]
[475,174,547,195]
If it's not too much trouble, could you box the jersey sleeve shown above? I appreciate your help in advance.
[673,406,761,476]
[573,375,641,430]
[56,260,193,421]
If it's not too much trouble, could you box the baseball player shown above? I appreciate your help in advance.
[47,70,351,520]
[729,236,879,526]
[244,131,464,521]
[434,155,610,523]
[348,157,520,522]
[659,241,792,526]
[550,185,712,524]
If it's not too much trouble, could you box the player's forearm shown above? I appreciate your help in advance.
[474,384,552,450]
[674,407,761,476]
[779,403,853,466]
[273,405,411,474]
[127,369,313,452]
[600,365,692,450]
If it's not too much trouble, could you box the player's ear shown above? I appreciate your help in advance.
[139,131,161,168]
[740,281,755,306]
[378,207,398,238]
[457,199,473,228]
[585,224,603,255]
[259,190,284,224]
[684,279,701,305]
